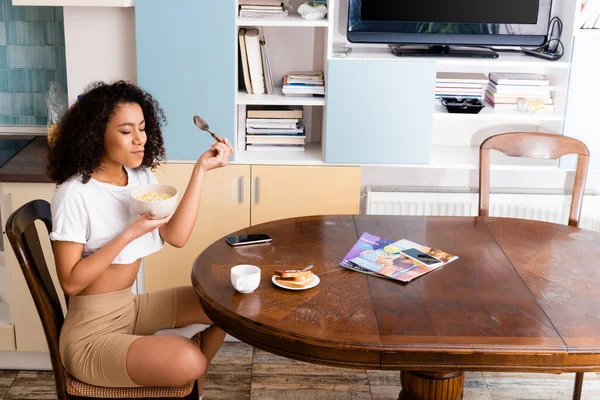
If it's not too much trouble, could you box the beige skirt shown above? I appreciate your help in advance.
[59,287,178,387]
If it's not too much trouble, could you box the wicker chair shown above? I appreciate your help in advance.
[5,199,199,400]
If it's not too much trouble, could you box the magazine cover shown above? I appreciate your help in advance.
[342,235,459,283]
[340,232,393,274]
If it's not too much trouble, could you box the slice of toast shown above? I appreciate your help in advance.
[274,275,315,288]
[274,269,313,279]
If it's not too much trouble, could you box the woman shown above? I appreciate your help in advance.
[47,81,233,396]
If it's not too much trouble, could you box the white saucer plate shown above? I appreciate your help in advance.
[271,274,320,291]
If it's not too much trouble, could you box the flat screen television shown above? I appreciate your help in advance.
[347,0,553,58]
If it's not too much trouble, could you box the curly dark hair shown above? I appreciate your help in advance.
[47,81,167,184]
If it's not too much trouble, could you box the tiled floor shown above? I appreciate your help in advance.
[1,343,600,399]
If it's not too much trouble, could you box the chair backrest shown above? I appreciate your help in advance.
[5,199,68,400]
[479,132,590,227]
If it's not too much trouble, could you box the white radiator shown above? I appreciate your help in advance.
[365,186,600,232]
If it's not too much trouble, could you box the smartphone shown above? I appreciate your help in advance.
[226,234,272,246]
[400,248,443,267]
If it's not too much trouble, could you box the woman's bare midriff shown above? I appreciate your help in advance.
[77,259,142,296]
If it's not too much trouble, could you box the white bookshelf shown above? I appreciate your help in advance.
[237,14,329,27]
[433,102,565,122]
[231,0,586,168]
[237,87,325,106]
[232,142,324,165]
[576,29,600,36]
[235,0,329,163]
[341,47,572,69]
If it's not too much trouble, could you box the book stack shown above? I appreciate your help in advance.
[435,73,488,100]
[581,0,600,29]
[282,71,325,97]
[238,28,274,95]
[485,73,554,111]
[238,0,288,18]
[245,106,306,152]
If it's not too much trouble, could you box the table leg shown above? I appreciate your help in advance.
[398,371,464,400]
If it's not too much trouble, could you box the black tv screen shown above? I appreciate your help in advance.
[348,0,552,46]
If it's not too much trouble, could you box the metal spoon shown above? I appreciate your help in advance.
[302,265,313,272]
[193,115,225,143]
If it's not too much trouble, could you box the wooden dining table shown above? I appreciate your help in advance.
[191,215,600,400]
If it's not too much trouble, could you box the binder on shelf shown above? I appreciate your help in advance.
[238,28,253,94]
[244,28,265,95]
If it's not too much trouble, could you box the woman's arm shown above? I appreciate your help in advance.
[159,139,234,248]
[54,213,172,296]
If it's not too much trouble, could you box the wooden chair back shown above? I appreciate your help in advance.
[5,199,69,400]
[479,132,590,227]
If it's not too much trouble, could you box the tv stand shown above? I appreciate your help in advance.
[389,45,499,59]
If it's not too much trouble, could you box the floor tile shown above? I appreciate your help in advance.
[3,371,56,399]
[484,372,600,400]
[367,370,400,386]
[251,348,370,399]
[0,369,18,387]
[370,385,401,400]
[462,387,494,400]
[210,342,254,366]
[204,364,251,400]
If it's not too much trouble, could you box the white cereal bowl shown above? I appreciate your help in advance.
[130,184,178,219]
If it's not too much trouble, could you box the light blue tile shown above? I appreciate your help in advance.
[7,45,55,69]
[35,116,47,125]
[6,22,54,45]
[12,116,36,125]
[53,7,63,22]
[0,92,12,114]
[24,7,54,22]
[0,23,6,46]
[33,92,46,117]
[54,22,64,45]
[0,0,6,20]
[0,116,13,125]
[11,92,34,115]
[56,69,67,92]
[4,22,16,45]
[9,69,32,92]
[31,69,55,92]
[0,46,6,68]
[0,69,9,91]
[56,45,65,69]
[6,4,26,21]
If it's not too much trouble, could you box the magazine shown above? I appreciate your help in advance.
[340,232,393,276]
[340,233,458,283]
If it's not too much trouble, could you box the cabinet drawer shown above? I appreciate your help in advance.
[0,324,16,351]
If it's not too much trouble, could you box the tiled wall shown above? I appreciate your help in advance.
[0,0,66,126]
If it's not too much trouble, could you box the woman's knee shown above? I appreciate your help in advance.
[172,341,207,385]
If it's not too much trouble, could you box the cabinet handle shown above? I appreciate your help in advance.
[239,176,244,203]
[256,176,261,204]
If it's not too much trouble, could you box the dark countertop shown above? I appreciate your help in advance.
[0,136,52,183]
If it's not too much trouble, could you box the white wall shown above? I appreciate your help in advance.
[63,7,137,106]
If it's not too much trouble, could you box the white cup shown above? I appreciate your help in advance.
[230,265,261,294]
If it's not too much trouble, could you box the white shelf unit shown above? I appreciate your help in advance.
[237,87,325,106]
[433,101,565,122]
[576,29,600,36]
[234,0,330,164]
[237,14,329,27]
[340,47,572,69]
[11,0,133,5]
[232,0,583,168]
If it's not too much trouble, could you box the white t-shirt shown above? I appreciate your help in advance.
[49,166,164,264]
